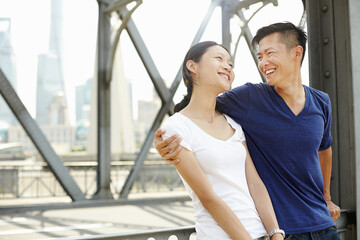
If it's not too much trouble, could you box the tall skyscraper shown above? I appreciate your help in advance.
[88,45,136,154]
[47,91,69,125]
[0,18,17,126]
[36,0,67,125]
[75,78,91,123]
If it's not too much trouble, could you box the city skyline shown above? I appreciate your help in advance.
[0,0,307,126]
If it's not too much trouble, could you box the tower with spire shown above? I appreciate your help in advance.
[0,18,17,127]
[36,0,68,125]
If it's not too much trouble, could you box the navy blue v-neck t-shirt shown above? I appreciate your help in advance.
[217,82,334,234]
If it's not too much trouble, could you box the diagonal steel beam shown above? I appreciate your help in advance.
[119,0,221,198]
[236,10,267,83]
[221,0,233,51]
[235,0,277,10]
[0,68,86,201]
[119,9,175,115]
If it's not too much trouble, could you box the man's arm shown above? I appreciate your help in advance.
[318,147,341,221]
[244,142,284,240]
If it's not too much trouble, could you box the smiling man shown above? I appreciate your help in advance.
[154,22,341,239]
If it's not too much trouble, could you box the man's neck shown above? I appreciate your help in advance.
[275,80,306,116]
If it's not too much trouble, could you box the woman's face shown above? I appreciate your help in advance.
[193,45,235,93]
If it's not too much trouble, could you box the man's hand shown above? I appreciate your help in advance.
[154,129,182,165]
[270,234,284,240]
[326,199,341,222]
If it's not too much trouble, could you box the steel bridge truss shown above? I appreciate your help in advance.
[1,0,359,237]
[0,0,287,201]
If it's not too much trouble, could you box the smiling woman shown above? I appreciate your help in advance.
[159,41,282,240]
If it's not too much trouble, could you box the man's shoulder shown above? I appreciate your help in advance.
[305,85,331,103]
[231,82,267,93]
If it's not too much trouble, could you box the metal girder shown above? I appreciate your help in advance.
[103,0,136,13]
[0,69,86,201]
[235,10,267,83]
[93,0,141,200]
[306,0,356,238]
[119,0,221,198]
[93,1,113,199]
[235,0,277,11]
[221,0,233,50]
[118,9,175,114]
[348,0,360,238]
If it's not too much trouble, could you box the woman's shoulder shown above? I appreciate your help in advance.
[223,114,246,141]
[161,113,193,137]
[223,114,242,129]
[162,112,186,127]
[161,113,195,151]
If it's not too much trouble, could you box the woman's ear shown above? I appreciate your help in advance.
[186,60,197,74]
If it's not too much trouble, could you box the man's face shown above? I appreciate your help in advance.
[256,33,297,87]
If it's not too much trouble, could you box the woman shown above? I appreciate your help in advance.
[160,41,284,240]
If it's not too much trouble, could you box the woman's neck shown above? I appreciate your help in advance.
[181,88,219,123]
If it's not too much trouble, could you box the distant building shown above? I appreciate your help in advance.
[75,78,91,123]
[8,124,76,154]
[87,46,136,154]
[137,99,161,134]
[36,0,67,125]
[133,121,146,149]
[47,91,70,125]
[36,53,65,125]
[0,120,9,143]
[0,18,17,126]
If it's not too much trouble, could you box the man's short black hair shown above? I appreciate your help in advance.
[252,22,307,64]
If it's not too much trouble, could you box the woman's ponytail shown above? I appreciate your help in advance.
[174,80,193,113]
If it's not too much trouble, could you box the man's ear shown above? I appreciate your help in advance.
[186,60,197,74]
[294,45,304,62]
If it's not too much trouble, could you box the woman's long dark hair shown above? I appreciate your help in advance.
[174,41,230,113]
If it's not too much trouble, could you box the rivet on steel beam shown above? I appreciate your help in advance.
[322,5,328,12]
[323,38,329,45]
[324,71,331,78]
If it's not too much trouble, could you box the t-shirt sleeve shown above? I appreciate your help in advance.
[319,94,333,151]
[161,116,193,151]
[237,125,246,142]
[225,115,246,142]
[216,83,251,118]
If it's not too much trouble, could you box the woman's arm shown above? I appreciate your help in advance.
[175,147,252,240]
[243,142,284,240]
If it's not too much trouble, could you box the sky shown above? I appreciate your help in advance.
[0,0,307,125]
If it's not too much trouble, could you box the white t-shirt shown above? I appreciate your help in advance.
[162,112,267,240]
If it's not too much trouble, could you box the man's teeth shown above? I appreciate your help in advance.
[265,69,275,75]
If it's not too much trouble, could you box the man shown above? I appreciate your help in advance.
[155,22,340,239]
